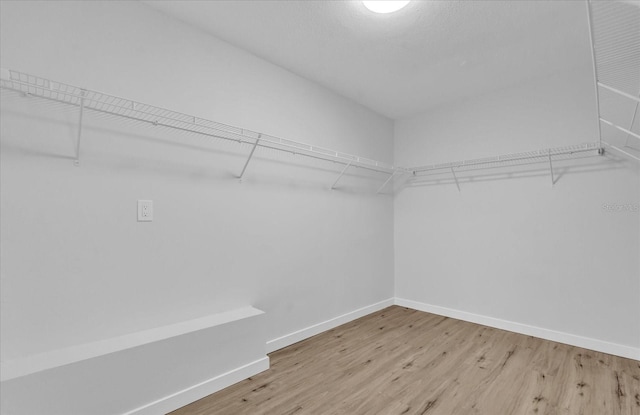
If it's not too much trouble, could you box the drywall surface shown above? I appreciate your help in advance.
[0,0,394,408]
[394,68,640,353]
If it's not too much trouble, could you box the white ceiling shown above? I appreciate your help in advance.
[143,0,593,120]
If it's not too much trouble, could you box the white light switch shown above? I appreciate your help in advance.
[137,200,153,222]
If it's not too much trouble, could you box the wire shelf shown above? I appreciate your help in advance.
[0,64,627,192]
[410,143,603,175]
[0,68,397,175]
[590,1,640,98]
[587,0,640,162]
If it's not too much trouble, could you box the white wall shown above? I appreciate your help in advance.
[2,1,638,412]
[0,0,394,370]
[394,67,640,355]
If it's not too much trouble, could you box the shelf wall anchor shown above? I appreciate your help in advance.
[74,90,86,166]
[331,160,353,190]
[238,134,261,180]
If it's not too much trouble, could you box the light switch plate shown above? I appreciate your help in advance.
[137,200,153,222]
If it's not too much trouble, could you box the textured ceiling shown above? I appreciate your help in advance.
[143,0,593,120]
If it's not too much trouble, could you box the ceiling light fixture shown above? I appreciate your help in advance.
[362,1,410,14]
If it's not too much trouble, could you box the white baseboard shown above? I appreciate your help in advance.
[395,298,640,361]
[266,298,395,353]
[122,356,270,415]
[119,296,637,415]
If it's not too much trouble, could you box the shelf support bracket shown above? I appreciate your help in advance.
[331,160,353,190]
[239,134,261,179]
[377,170,398,194]
[74,90,86,166]
[450,167,461,192]
[548,150,554,186]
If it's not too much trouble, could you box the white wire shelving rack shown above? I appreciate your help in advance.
[408,142,603,190]
[0,67,612,194]
[587,0,640,162]
[405,0,639,191]
[0,0,637,194]
[0,68,406,194]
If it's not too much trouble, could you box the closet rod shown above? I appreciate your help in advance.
[0,69,397,176]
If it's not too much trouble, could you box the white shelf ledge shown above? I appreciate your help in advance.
[0,306,264,382]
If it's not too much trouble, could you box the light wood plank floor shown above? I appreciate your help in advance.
[170,306,640,415]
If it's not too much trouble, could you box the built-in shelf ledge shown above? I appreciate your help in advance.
[0,306,265,382]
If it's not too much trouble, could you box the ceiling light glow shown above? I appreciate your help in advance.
[363,1,410,14]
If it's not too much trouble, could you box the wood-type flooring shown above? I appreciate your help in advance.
[171,306,640,415]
